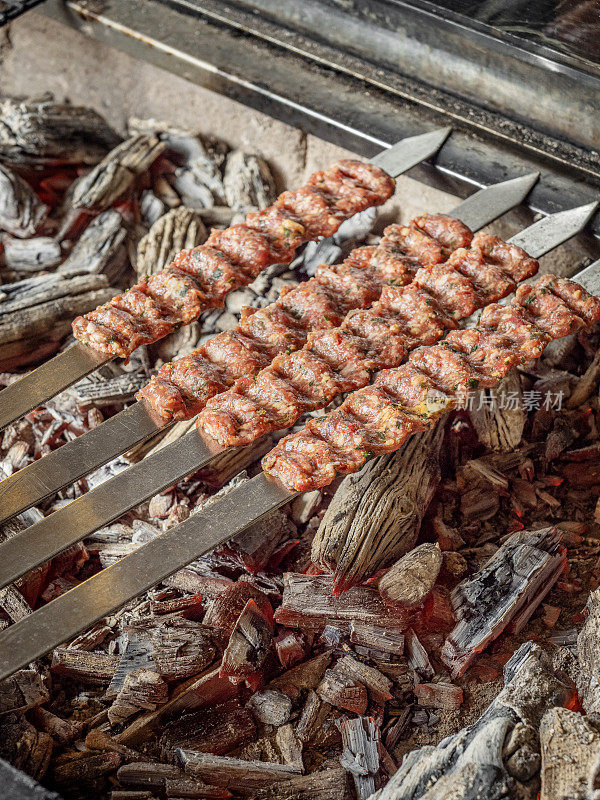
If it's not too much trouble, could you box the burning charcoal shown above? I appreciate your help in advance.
[0,669,48,714]
[2,236,62,272]
[414,682,463,711]
[295,690,323,744]
[204,581,272,634]
[223,151,276,211]
[160,700,256,756]
[269,652,332,694]
[375,643,573,800]
[220,599,273,681]
[172,167,215,209]
[275,573,412,633]
[339,717,380,800]
[72,371,149,408]
[334,655,393,705]
[274,630,306,669]
[0,96,119,165]
[0,717,53,780]
[59,209,127,278]
[275,724,303,771]
[313,424,444,592]
[51,648,120,685]
[317,665,368,714]
[254,768,351,800]
[117,761,228,797]
[71,134,165,211]
[539,708,600,800]
[0,163,47,237]
[290,491,322,526]
[0,756,62,800]
[442,528,565,677]
[136,207,207,278]
[108,669,169,726]
[31,708,85,747]
[177,750,301,791]
[379,543,442,608]
[577,588,600,713]
[249,689,292,726]
[52,751,122,793]
[349,622,405,657]
[140,190,165,227]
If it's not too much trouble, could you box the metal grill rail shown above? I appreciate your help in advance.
[0,0,46,27]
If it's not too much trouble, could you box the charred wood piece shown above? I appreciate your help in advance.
[159,700,256,757]
[0,716,53,781]
[0,96,119,165]
[378,543,442,609]
[372,643,574,800]
[2,236,62,272]
[220,599,273,681]
[339,716,380,800]
[51,648,120,685]
[71,134,165,211]
[469,369,526,451]
[539,707,600,800]
[441,527,565,677]
[0,668,48,714]
[275,573,412,633]
[248,689,292,726]
[577,588,600,714]
[59,209,127,279]
[349,622,405,658]
[178,750,301,792]
[222,151,276,211]
[136,207,207,278]
[108,669,169,726]
[313,424,444,591]
[0,164,47,237]
[253,767,351,800]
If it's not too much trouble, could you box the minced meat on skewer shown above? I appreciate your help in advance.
[136,214,472,422]
[71,161,395,358]
[197,234,537,446]
[262,275,600,492]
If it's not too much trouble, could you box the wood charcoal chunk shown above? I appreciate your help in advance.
[378,543,442,608]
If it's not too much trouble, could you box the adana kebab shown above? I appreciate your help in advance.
[0,270,599,680]
[3,192,597,584]
[0,174,543,524]
[0,128,451,432]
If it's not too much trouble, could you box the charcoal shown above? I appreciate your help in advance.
[0,756,62,800]
[178,750,300,792]
[313,423,444,592]
[248,689,292,726]
[59,209,127,279]
[222,151,276,210]
[414,682,463,711]
[2,235,62,271]
[441,528,566,677]
[469,369,526,452]
[334,655,393,705]
[253,767,351,800]
[140,190,165,227]
[0,163,47,237]
[317,665,368,714]
[275,573,412,633]
[372,643,573,800]
[275,724,303,770]
[0,96,119,165]
[172,167,215,209]
[539,707,600,800]
[274,630,306,669]
[204,581,272,635]
[405,629,434,680]
[269,652,332,693]
[51,648,120,685]
[349,622,405,657]
[0,668,48,713]
[136,207,207,278]
[108,669,169,726]
[339,716,380,800]
[71,134,165,211]
[51,751,122,792]
[0,716,53,781]
[379,543,442,608]
[290,490,322,526]
[72,371,149,407]
[159,700,256,757]
[220,599,273,681]
[576,588,600,714]
[295,690,324,744]
[31,708,85,746]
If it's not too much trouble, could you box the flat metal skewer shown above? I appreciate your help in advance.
[0,242,598,681]
[0,126,452,435]
[0,172,539,527]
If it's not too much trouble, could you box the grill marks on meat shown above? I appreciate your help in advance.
[71,160,395,358]
[197,233,535,447]
[137,215,471,422]
[262,275,600,491]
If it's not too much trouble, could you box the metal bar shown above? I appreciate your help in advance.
[0,0,46,26]
[0,128,450,438]
[0,170,536,529]
[5,189,599,595]
[0,344,111,433]
[0,252,599,680]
